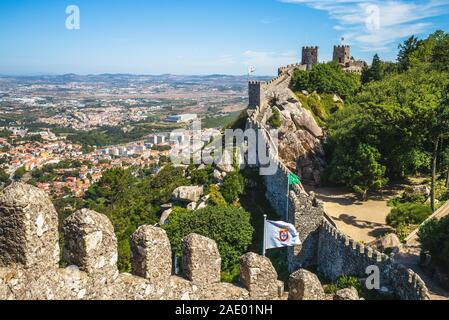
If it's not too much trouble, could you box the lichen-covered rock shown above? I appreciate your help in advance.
[172,186,204,203]
[63,209,118,281]
[404,185,431,199]
[216,150,235,173]
[182,234,221,285]
[380,234,402,251]
[196,202,207,210]
[0,183,59,270]
[288,269,325,300]
[159,208,172,225]
[213,169,224,182]
[240,253,280,300]
[291,108,323,138]
[187,202,197,211]
[333,287,360,300]
[130,225,172,283]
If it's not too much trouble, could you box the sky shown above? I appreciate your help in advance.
[1,0,449,76]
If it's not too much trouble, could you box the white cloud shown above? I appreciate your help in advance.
[281,0,449,51]
[243,50,298,67]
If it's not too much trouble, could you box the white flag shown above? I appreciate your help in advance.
[265,220,301,250]
[248,66,256,75]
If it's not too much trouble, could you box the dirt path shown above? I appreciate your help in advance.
[308,186,396,243]
[307,185,449,300]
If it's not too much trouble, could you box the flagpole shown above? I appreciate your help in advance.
[263,214,267,257]
[286,175,289,221]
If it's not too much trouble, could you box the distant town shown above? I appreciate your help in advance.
[0,74,257,198]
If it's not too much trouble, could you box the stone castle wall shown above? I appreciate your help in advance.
[247,70,430,300]
[318,219,429,300]
[247,109,324,270]
[0,183,284,300]
[248,63,306,110]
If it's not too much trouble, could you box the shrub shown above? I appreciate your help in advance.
[268,109,282,128]
[395,223,416,242]
[324,275,362,295]
[291,62,361,99]
[163,205,254,274]
[419,216,449,274]
[208,184,227,206]
[387,203,432,228]
[221,172,246,203]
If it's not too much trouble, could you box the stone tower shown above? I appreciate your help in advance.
[333,45,351,66]
[301,46,319,70]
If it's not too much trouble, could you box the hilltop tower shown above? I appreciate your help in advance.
[333,45,351,66]
[301,46,319,70]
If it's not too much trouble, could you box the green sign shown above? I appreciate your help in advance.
[289,173,301,186]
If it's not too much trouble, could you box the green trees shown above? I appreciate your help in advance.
[13,166,26,181]
[419,216,449,274]
[327,142,387,200]
[361,54,383,85]
[387,203,433,228]
[220,171,246,203]
[0,169,9,186]
[84,165,189,271]
[325,31,449,200]
[163,205,254,275]
[429,88,449,211]
[431,36,449,72]
[398,35,419,72]
[291,62,361,99]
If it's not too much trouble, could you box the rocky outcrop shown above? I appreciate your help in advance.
[380,234,402,252]
[403,185,431,202]
[172,186,204,203]
[250,66,326,185]
[288,269,325,300]
[216,150,235,173]
[159,208,172,225]
[334,287,360,300]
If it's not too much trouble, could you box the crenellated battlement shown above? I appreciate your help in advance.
[317,219,429,300]
[0,183,284,300]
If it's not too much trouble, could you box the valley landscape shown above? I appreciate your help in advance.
[1,0,449,309]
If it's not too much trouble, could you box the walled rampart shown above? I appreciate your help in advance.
[0,183,284,300]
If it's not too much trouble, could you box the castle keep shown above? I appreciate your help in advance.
[248,44,365,110]
[301,46,319,70]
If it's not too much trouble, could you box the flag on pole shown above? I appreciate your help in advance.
[248,66,256,75]
[288,173,301,186]
[264,220,301,250]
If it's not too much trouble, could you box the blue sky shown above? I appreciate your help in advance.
[1,0,449,75]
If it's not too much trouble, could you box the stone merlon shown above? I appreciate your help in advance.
[0,183,285,300]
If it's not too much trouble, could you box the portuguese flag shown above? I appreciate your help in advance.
[288,173,301,186]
